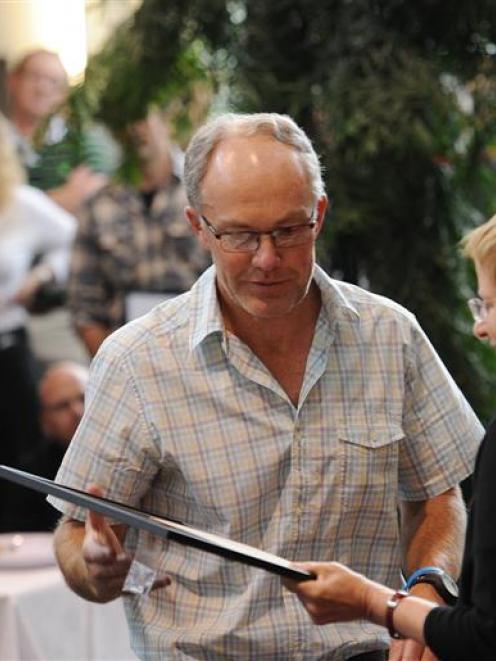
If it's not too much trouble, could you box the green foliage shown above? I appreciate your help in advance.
[73,0,496,420]
[224,0,496,421]
[69,0,227,141]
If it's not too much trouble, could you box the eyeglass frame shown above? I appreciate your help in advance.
[468,297,490,324]
[199,208,319,253]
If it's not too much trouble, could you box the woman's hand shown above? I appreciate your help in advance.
[284,561,436,658]
[12,264,54,307]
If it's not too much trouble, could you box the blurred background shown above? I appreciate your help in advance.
[1,0,496,422]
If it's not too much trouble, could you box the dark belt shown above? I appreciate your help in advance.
[347,651,387,661]
[0,327,26,351]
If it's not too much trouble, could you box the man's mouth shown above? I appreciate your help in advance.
[249,280,287,287]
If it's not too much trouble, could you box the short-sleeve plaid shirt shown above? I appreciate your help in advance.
[52,265,483,660]
[68,177,210,331]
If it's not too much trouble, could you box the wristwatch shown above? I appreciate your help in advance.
[405,566,458,605]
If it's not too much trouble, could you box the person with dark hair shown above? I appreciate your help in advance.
[50,113,482,660]
[284,212,496,661]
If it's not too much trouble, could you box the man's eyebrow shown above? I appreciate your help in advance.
[220,212,310,231]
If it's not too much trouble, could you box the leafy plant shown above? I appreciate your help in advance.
[73,0,496,420]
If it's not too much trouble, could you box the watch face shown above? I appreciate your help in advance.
[442,572,459,596]
[411,570,459,604]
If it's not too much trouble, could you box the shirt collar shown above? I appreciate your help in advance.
[313,264,360,323]
[188,264,360,352]
[189,266,225,351]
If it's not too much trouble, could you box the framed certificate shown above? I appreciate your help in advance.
[0,465,313,582]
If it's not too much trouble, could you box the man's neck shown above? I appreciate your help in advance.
[221,284,322,406]
[222,283,322,353]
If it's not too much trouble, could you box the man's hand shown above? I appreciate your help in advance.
[80,485,132,601]
[54,484,170,603]
[389,638,438,661]
[81,485,133,601]
[48,165,108,213]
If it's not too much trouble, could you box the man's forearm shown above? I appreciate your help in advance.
[400,485,467,578]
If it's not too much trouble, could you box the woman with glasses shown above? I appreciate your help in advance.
[285,214,496,660]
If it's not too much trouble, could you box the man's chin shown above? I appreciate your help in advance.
[238,295,301,320]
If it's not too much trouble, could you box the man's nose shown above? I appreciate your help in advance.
[250,234,280,270]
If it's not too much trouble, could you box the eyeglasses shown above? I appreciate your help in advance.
[468,297,489,323]
[200,210,318,253]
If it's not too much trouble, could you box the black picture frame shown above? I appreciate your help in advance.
[0,465,313,582]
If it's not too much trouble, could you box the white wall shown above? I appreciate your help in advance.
[0,0,142,82]
[0,0,87,81]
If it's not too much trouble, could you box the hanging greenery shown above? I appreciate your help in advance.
[72,0,496,420]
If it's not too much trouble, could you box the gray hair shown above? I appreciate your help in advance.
[184,112,325,209]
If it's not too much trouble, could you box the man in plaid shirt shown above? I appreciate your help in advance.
[67,110,209,355]
[51,113,482,660]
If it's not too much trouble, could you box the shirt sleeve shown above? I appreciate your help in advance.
[21,185,76,282]
[48,338,163,520]
[423,422,496,659]
[398,319,484,500]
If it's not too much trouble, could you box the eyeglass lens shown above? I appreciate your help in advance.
[221,225,315,252]
[468,298,487,323]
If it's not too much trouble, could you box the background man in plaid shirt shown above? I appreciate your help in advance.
[68,109,210,356]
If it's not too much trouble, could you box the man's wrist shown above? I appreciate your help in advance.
[405,566,458,605]
[408,581,444,605]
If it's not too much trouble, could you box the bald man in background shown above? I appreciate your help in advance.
[4,361,89,532]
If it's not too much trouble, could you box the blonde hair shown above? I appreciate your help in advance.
[0,114,25,212]
[461,214,496,279]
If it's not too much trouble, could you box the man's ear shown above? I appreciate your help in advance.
[314,195,328,238]
[185,207,210,250]
[185,207,201,234]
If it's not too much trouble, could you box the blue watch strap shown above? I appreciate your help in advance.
[405,566,443,589]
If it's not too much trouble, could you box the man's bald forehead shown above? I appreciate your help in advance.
[40,362,88,398]
[12,49,67,83]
